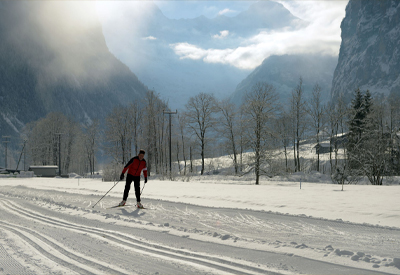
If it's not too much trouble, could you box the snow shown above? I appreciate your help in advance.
[1,173,400,274]
[1,113,22,134]
[1,175,399,228]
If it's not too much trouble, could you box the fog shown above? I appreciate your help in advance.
[2,1,118,89]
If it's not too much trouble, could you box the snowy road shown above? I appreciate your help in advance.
[1,181,399,274]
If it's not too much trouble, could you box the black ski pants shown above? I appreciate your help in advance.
[123,174,141,202]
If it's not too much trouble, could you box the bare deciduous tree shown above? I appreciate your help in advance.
[308,83,325,172]
[242,82,279,185]
[216,99,239,174]
[290,77,308,172]
[25,112,82,174]
[83,119,99,175]
[130,102,143,155]
[178,114,188,175]
[185,93,217,175]
[387,92,400,173]
[143,90,169,175]
[276,111,292,172]
[105,106,133,164]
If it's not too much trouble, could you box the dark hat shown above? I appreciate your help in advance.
[139,149,146,155]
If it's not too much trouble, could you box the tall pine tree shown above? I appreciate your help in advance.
[347,89,372,169]
[348,89,365,144]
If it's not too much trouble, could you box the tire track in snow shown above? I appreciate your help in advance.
[0,199,281,275]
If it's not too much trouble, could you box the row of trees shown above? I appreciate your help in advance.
[23,112,99,176]
[16,80,400,185]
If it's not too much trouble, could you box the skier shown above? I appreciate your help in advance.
[119,149,148,208]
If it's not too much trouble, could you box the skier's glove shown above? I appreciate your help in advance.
[120,173,124,180]
[144,177,147,183]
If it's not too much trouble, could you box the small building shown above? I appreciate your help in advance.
[29,166,58,177]
[331,133,348,147]
[314,143,332,154]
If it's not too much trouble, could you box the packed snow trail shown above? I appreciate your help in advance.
[1,184,399,274]
[0,196,280,274]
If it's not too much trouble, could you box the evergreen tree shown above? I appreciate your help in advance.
[347,89,372,170]
[347,89,389,185]
[363,90,373,117]
[348,89,365,143]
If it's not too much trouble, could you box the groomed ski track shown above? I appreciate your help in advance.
[0,185,399,275]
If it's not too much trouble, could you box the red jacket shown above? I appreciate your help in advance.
[122,156,147,178]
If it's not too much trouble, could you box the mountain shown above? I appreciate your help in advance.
[98,1,303,109]
[331,0,400,102]
[0,2,148,138]
[230,54,338,105]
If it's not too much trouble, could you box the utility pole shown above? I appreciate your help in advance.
[163,110,177,175]
[55,133,62,176]
[2,136,10,169]
[15,139,27,171]
[190,146,193,173]
[24,140,26,171]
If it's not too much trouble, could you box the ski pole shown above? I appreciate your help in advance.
[140,181,147,195]
[92,180,120,208]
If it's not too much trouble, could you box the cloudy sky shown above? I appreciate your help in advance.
[97,0,349,70]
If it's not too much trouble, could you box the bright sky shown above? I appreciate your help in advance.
[154,1,257,19]
[97,0,349,70]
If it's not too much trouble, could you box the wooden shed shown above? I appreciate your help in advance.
[29,166,58,177]
[314,143,332,154]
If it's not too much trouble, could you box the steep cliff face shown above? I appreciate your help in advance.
[331,0,400,101]
[0,2,148,137]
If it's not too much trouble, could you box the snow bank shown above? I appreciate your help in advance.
[1,176,399,229]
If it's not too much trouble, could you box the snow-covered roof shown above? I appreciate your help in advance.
[314,143,331,148]
[333,132,348,138]
[29,166,58,169]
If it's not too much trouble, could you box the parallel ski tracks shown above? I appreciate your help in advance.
[0,199,280,275]
[0,222,109,275]
[0,241,36,275]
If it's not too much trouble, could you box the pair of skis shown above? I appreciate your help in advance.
[107,204,147,209]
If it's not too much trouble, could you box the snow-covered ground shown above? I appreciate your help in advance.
[1,174,399,275]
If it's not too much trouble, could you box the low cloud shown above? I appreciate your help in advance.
[212,30,229,39]
[143,36,157,40]
[171,43,208,60]
[218,8,236,16]
[171,1,348,70]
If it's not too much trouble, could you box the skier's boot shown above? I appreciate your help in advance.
[137,202,144,209]
[119,200,126,206]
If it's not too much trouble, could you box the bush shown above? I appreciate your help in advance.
[102,163,120,182]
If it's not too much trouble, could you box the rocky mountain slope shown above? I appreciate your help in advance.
[0,2,148,138]
[331,0,400,102]
[230,54,338,106]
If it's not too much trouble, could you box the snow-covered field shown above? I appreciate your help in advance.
[1,174,400,274]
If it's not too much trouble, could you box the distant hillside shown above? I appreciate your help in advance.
[230,54,338,106]
[0,2,148,138]
[331,0,400,102]
[99,1,303,109]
